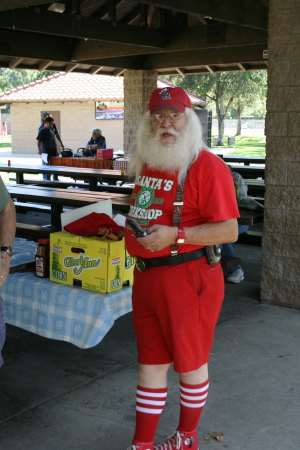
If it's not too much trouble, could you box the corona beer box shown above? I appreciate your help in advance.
[96,149,113,159]
[50,231,134,293]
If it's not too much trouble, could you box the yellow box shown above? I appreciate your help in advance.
[50,231,134,293]
[124,248,135,287]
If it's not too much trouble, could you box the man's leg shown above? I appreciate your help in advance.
[178,363,209,433]
[153,364,208,450]
[41,157,51,181]
[129,363,170,449]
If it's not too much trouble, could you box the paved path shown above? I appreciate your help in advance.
[0,244,299,450]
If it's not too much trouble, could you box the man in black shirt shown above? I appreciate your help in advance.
[37,116,59,181]
[39,112,64,150]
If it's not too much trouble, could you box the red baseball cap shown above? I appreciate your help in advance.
[148,87,192,114]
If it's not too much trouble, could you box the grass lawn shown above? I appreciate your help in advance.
[214,136,266,157]
[0,136,12,149]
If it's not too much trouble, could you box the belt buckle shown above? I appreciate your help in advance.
[135,257,146,272]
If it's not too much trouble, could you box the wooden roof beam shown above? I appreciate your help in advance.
[205,65,215,74]
[176,68,186,75]
[90,66,103,75]
[89,0,124,20]
[0,0,50,10]
[65,63,80,73]
[144,43,268,70]
[140,0,268,30]
[38,60,53,71]
[72,23,267,61]
[8,57,23,69]
[237,63,247,71]
[114,68,126,76]
[0,29,73,62]
[0,8,165,48]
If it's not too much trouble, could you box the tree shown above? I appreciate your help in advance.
[162,71,267,145]
[232,71,267,136]
[0,68,56,112]
[0,68,55,92]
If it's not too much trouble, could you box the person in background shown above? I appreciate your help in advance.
[1,121,7,137]
[124,86,239,450]
[0,175,16,368]
[85,128,106,156]
[36,116,59,181]
[221,170,249,283]
[39,112,64,150]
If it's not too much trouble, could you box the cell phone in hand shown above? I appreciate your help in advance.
[126,218,148,238]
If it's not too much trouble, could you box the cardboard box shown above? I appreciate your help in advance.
[50,231,134,293]
[96,149,113,159]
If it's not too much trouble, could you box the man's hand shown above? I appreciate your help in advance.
[136,224,178,252]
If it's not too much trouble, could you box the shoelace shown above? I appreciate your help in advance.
[154,431,182,450]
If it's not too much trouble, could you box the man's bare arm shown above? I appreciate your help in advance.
[136,219,238,252]
[0,198,16,286]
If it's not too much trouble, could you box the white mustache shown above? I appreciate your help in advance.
[156,128,179,137]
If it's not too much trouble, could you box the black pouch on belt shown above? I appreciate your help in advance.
[205,245,221,265]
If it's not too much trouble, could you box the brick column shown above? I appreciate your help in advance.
[123,70,158,155]
[261,0,300,307]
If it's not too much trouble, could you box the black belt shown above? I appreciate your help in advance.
[135,248,206,272]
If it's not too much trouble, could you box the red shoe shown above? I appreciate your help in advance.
[154,430,199,450]
[127,440,154,450]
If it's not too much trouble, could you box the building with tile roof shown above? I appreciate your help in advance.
[0,72,207,154]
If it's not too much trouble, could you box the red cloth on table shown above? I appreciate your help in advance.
[64,213,124,236]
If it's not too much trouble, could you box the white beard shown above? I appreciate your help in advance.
[129,108,209,184]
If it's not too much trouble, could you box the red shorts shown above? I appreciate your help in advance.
[132,257,224,373]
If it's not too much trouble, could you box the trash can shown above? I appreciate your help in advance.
[228,137,235,146]
[213,137,219,146]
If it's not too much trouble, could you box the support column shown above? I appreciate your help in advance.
[123,70,158,155]
[261,0,300,307]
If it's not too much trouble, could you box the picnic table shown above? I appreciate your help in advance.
[7,184,131,229]
[49,156,114,170]
[8,181,262,230]
[238,208,264,226]
[217,155,265,165]
[228,164,265,179]
[245,179,265,196]
[0,163,128,190]
[2,239,133,349]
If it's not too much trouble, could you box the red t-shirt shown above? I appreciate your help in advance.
[124,150,239,259]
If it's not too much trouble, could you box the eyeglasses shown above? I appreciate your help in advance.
[151,111,184,123]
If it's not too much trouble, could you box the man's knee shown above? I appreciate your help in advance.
[179,363,208,385]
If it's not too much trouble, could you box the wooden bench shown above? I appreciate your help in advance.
[217,155,265,165]
[9,178,134,194]
[221,255,241,268]
[237,230,262,246]
[15,223,53,241]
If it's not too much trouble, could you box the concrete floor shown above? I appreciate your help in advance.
[1,243,299,450]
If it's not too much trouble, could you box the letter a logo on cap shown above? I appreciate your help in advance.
[160,88,171,100]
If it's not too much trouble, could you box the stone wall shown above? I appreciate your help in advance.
[123,70,158,155]
[261,0,300,307]
[10,102,123,154]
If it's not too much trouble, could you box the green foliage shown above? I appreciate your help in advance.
[161,71,267,144]
[0,68,55,92]
[0,69,56,112]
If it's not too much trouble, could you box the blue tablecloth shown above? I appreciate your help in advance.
[1,239,133,349]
